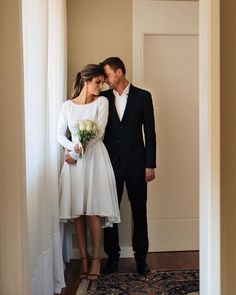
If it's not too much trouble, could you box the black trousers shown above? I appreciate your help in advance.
[104,168,149,263]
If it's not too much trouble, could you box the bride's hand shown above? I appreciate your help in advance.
[74,143,83,154]
[64,151,77,165]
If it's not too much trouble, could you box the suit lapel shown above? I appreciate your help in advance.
[109,91,120,123]
[121,84,134,123]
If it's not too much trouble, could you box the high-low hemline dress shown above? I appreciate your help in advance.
[57,96,120,228]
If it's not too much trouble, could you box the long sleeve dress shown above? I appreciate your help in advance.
[57,96,120,227]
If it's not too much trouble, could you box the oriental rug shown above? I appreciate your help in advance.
[87,269,199,295]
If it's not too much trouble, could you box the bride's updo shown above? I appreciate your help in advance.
[71,64,105,99]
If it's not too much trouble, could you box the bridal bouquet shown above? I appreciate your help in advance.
[76,120,100,158]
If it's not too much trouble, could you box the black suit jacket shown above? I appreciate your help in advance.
[101,84,156,173]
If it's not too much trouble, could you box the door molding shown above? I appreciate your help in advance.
[199,0,220,294]
[133,1,220,294]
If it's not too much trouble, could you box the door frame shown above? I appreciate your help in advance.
[199,1,220,294]
[132,1,220,294]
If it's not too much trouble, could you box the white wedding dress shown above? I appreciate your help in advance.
[57,96,120,227]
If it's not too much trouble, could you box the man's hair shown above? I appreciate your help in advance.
[100,57,126,75]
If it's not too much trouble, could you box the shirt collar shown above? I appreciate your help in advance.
[113,82,131,97]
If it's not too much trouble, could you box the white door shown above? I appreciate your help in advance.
[133,0,199,251]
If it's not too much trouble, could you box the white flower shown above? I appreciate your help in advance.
[78,121,85,131]
[86,122,93,131]
[92,124,97,131]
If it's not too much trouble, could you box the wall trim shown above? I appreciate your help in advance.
[71,247,134,259]
[199,0,220,294]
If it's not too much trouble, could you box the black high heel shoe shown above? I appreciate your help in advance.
[79,256,89,280]
[87,257,100,281]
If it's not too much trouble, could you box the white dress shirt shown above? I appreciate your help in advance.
[113,83,130,120]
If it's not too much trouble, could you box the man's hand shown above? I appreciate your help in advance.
[64,148,77,165]
[145,168,155,182]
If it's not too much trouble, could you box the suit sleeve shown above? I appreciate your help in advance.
[143,92,157,168]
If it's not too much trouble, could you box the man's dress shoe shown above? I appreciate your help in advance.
[102,260,119,275]
[136,262,150,276]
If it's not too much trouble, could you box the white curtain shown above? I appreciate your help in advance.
[22,0,67,294]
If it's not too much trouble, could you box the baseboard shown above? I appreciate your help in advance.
[71,246,134,259]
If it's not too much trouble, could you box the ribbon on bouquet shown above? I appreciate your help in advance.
[78,141,84,159]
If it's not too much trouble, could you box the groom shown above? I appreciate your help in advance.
[100,57,156,275]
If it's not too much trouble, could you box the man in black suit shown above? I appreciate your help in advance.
[100,57,156,275]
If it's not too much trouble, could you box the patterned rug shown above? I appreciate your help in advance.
[88,270,199,295]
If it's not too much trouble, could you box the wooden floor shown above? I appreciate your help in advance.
[60,251,199,295]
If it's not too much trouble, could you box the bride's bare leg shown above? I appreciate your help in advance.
[86,215,101,280]
[74,216,89,278]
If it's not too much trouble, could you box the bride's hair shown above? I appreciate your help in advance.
[71,64,105,99]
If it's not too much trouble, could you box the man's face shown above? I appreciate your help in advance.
[104,65,120,90]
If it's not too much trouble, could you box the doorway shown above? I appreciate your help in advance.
[133,1,220,294]
[144,33,199,251]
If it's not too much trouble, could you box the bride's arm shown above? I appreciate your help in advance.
[57,103,80,160]
[85,96,109,148]
[96,96,109,138]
